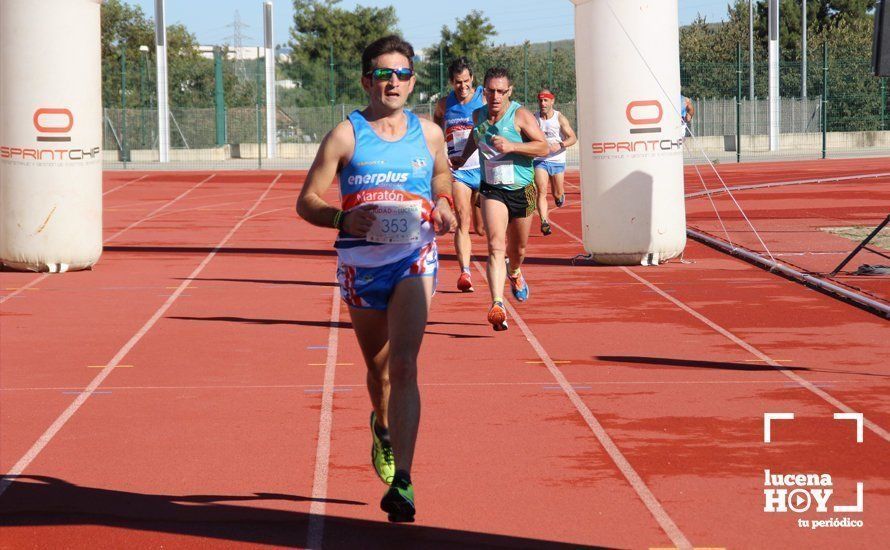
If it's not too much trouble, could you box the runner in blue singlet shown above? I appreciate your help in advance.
[434,57,486,293]
[296,36,455,523]
[681,94,694,137]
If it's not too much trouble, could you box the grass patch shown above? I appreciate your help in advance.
[820,225,890,250]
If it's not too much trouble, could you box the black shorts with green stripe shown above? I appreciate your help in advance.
[479,182,537,220]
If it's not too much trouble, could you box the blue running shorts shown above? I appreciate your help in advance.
[337,241,438,310]
[533,160,566,176]
[453,168,481,191]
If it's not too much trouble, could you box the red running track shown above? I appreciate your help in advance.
[1,168,888,549]
[682,158,890,306]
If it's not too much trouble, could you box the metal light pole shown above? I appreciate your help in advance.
[120,47,128,162]
[749,0,754,100]
[139,45,148,150]
[802,0,807,99]
[749,0,755,134]
[768,0,780,151]
[153,0,170,162]
[263,1,276,159]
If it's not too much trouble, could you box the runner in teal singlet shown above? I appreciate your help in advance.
[454,67,548,331]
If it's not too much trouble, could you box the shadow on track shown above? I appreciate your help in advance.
[598,355,890,377]
[176,277,339,287]
[167,316,486,338]
[1,475,613,549]
[104,245,339,258]
[104,245,597,269]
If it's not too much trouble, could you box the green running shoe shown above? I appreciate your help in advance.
[380,477,415,523]
[370,411,395,485]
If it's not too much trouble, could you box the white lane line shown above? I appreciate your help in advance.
[549,218,890,444]
[0,275,51,305]
[103,174,148,196]
[104,174,216,243]
[0,379,856,392]
[471,260,693,550]
[147,201,291,220]
[305,286,341,550]
[0,173,282,498]
[112,191,295,221]
[684,170,890,198]
[1,176,217,305]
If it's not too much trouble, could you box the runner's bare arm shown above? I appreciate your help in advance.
[296,121,351,227]
[433,97,447,129]
[421,119,457,235]
[492,107,548,157]
[557,112,577,149]
[296,121,375,236]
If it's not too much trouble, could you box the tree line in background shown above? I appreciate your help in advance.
[103,0,883,122]
[681,0,877,95]
[680,0,884,130]
[282,1,574,108]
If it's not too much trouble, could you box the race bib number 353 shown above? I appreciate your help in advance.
[365,200,423,244]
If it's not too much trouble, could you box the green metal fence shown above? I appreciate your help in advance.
[103,42,889,170]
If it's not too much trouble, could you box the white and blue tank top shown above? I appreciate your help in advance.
[336,109,435,268]
[534,110,566,164]
[444,86,483,172]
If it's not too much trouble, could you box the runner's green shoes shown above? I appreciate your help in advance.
[380,476,415,523]
[370,411,395,485]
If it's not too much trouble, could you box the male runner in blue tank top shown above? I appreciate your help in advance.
[433,57,485,293]
[296,35,456,523]
[454,67,549,331]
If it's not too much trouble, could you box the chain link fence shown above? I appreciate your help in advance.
[102,43,889,170]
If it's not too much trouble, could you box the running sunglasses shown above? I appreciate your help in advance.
[366,67,414,81]
[484,86,511,96]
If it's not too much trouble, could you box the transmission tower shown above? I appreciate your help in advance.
[225,10,253,80]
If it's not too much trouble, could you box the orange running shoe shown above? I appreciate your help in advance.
[487,301,508,331]
[457,271,474,292]
[508,271,530,302]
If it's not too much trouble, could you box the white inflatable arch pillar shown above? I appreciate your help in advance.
[0,0,104,272]
[571,0,686,265]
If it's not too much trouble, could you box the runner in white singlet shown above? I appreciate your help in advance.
[532,88,577,236]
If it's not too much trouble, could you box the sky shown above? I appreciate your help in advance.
[127,0,733,51]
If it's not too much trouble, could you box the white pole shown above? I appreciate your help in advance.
[749,0,755,134]
[264,1,277,159]
[768,0,780,151]
[802,0,807,99]
[749,0,755,101]
[154,0,170,162]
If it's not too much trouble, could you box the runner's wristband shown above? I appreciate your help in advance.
[333,209,345,230]
[435,194,454,210]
